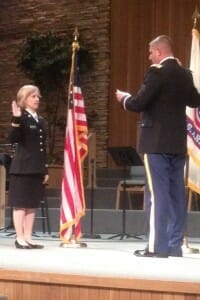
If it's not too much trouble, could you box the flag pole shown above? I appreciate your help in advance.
[60,28,87,248]
[182,7,200,254]
[192,6,200,28]
[66,27,80,114]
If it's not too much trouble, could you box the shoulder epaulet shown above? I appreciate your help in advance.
[175,57,182,66]
[150,64,163,69]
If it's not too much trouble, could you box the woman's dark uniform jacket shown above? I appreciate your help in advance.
[122,58,200,154]
[8,110,48,175]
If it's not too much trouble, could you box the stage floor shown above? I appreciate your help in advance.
[0,233,200,283]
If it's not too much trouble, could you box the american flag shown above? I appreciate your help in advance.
[60,49,88,242]
[186,28,200,194]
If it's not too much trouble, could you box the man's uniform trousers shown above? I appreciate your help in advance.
[144,153,187,256]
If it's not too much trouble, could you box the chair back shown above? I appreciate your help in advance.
[129,166,146,178]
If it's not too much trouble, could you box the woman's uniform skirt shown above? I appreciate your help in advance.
[8,174,45,209]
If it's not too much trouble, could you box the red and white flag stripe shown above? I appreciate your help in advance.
[60,82,88,242]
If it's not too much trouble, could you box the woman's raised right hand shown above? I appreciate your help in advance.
[12,101,22,117]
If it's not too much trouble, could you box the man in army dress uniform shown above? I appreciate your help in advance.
[116,35,200,257]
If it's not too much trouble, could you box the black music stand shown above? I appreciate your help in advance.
[108,146,143,240]
[82,158,101,239]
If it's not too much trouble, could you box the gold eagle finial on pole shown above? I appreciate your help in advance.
[192,6,200,28]
[72,27,80,51]
[68,27,80,96]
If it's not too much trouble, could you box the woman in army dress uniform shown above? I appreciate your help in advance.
[8,85,49,249]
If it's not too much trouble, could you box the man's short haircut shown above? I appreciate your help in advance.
[149,35,172,50]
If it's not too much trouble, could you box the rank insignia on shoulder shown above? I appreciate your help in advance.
[150,64,162,68]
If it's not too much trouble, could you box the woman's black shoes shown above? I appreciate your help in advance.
[27,242,44,249]
[15,240,44,249]
[15,240,31,249]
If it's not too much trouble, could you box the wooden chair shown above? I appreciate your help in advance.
[187,188,200,211]
[115,166,146,209]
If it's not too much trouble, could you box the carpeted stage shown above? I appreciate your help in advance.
[0,234,200,300]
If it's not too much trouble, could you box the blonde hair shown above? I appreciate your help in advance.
[16,85,41,108]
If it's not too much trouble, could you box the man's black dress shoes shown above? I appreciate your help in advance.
[134,249,168,258]
[15,240,32,249]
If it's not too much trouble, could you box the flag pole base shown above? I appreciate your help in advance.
[182,245,200,254]
[182,237,199,254]
[60,239,87,248]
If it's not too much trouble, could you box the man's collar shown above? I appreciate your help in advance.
[159,56,175,64]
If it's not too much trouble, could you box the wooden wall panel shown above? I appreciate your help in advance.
[109,0,200,166]
[0,280,200,300]
[79,287,89,300]
[153,293,163,300]
[1,270,200,300]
